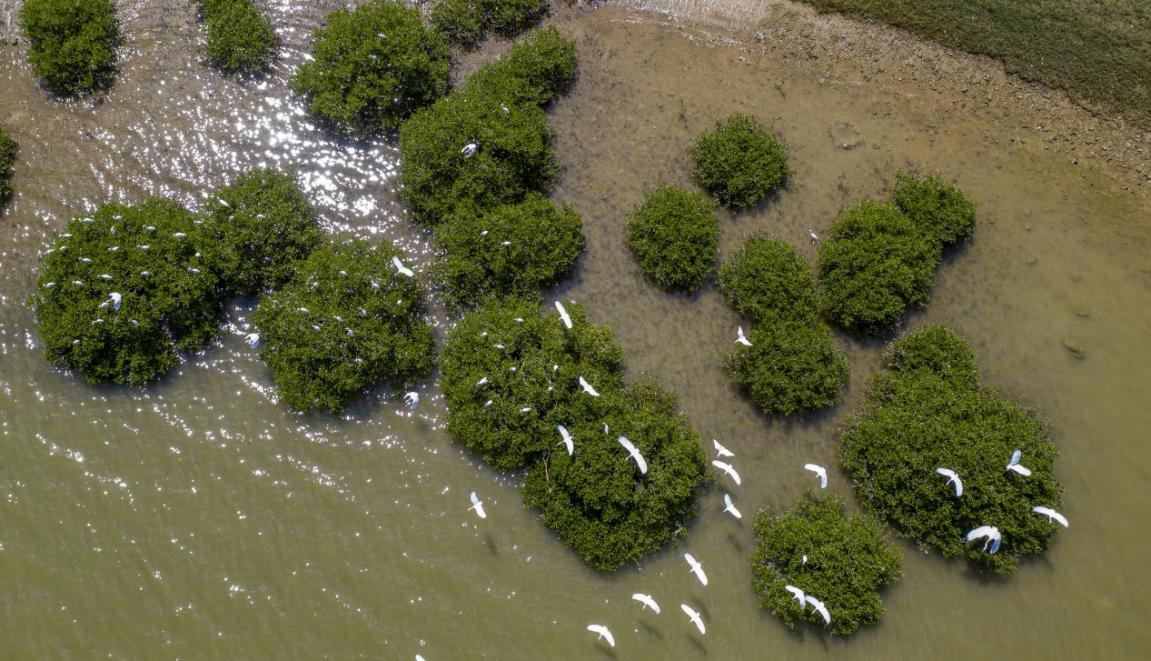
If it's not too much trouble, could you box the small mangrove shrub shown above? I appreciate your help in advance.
[841,326,1064,575]
[627,186,718,292]
[252,241,436,414]
[0,129,17,203]
[719,233,817,326]
[20,0,120,96]
[463,26,578,108]
[33,199,225,385]
[726,322,848,416]
[890,172,977,248]
[198,0,279,76]
[430,0,549,47]
[752,493,902,635]
[693,113,789,210]
[291,0,451,138]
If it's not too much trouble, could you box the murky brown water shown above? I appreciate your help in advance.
[2,1,1150,658]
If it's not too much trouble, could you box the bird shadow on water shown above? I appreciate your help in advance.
[483,532,499,556]
[685,633,709,656]
[636,620,664,641]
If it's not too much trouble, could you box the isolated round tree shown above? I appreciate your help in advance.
[20,0,120,96]
[627,186,719,292]
[693,114,789,209]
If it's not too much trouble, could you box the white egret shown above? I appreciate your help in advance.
[684,553,708,586]
[711,460,742,486]
[520,406,532,413]
[578,376,600,397]
[140,271,151,277]
[723,493,742,520]
[173,232,187,239]
[461,142,478,158]
[804,463,828,489]
[99,273,114,280]
[476,376,489,387]
[1006,449,1032,477]
[555,300,573,329]
[469,491,486,519]
[965,525,1002,554]
[806,595,831,625]
[403,391,419,410]
[98,292,122,312]
[809,229,819,244]
[784,585,806,609]
[1032,506,1069,527]
[617,436,648,474]
[245,332,261,348]
[557,425,574,456]
[713,439,735,458]
[43,282,56,289]
[631,593,661,614]
[79,257,93,264]
[681,604,706,635]
[736,326,752,347]
[586,624,614,648]
[392,256,414,277]
[935,467,964,496]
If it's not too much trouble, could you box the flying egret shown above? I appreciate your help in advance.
[736,326,752,347]
[586,624,614,648]
[935,467,964,496]
[713,439,735,458]
[617,437,648,474]
[723,493,742,520]
[785,585,806,609]
[966,525,1002,554]
[403,391,419,410]
[1006,449,1032,477]
[557,425,574,456]
[809,229,819,244]
[392,256,414,277]
[804,463,828,489]
[555,301,573,329]
[806,595,831,625]
[681,604,706,635]
[461,142,478,158]
[712,460,741,486]
[1032,506,1069,528]
[578,376,600,397]
[631,593,661,614]
[684,553,708,586]
[469,491,486,519]
[245,332,261,349]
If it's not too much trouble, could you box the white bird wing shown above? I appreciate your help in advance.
[1033,506,1069,527]
[1009,449,1022,466]
[557,425,574,455]
[784,585,806,608]
[618,436,648,474]
[586,625,614,647]
[1008,464,1033,477]
[736,326,752,346]
[936,468,963,496]
[713,439,734,458]
[723,493,742,519]
[966,525,994,542]
[804,463,828,489]
[579,376,600,397]
[632,593,661,614]
[555,301,573,329]
[680,604,705,634]
[392,256,413,276]
[807,596,831,625]
[684,553,708,586]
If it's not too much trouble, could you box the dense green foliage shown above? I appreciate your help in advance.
[817,201,939,334]
[33,199,225,385]
[204,168,323,296]
[291,0,451,138]
[841,326,1064,574]
[398,27,576,225]
[752,494,902,635]
[252,241,436,414]
[692,114,789,209]
[430,0,549,47]
[719,234,817,326]
[799,0,1151,126]
[523,380,709,570]
[890,172,976,248]
[0,129,16,203]
[726,322,848,416]
[627,187,718,292]
[433,193,583,307]
[20,0,120,96]
[199,0,279,76]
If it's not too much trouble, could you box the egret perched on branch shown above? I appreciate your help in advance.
[804,463,828,489]
[557,425,574,456]
[461,142,478,158]
[806,595,831,626]
[476,376,489,387]
[784,585,806,609]
[469,491,486,519]
[1006,449,1032,477]
[935,467,964,496]
[736,326,752,347]
[98,292,121,312]
[631,593,661,614]
[966,525,1001,554]
[681,604,706,635]
[392,256,414,277]
[617,437,648,475]
[555,301,573,329]
[578,376,600,397]
[712,460,741,486]
[723,493,742,520]
[684,553,708,586]
[713,439,734,458]
[586,624,614,648]
[1032,506,1069,527]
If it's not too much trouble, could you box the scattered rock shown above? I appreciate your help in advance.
[1062,338,1085,358]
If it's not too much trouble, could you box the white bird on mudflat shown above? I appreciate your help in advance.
[712,460,741,486]
[809,229,819,244]
[966,525,1002,554]
[723,493,742,520]
[557,425,574,456]
[713,439,734,458]
[392,256,414,277]
[586,624,614,648]
[461,142,479,158]
[935,467,964,497]
[555,301,573,329]
[785,585,806,609]
[806,595,831,626]
[681,604,706,635]
[245,332,261,348]
[469,491,486,519]
[578,376,600,397]
[632,593,661,614]
[617,436,648,474]
[1032,506,1069,528]
[736,326,752,347]
[804,463,828,489]
[684,553,708,586]
[1006,449,1032,477]
[403,391,419,410]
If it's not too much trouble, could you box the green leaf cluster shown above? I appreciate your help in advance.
[891,172,977,249]
[752,493,902,635]
[33,199,225,385]
[252,241,436,414]
[430,0,549,47]
[20,0,120,97]
[692,113,789,210]
[627,186,718,292]
[0,129,16,203]
[841,326,1064,574]
[291,0,451,138]
[198,0,279,76]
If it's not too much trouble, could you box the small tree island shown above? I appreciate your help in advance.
[693,113,789,210]
[21,0,121,97]
[627,186,718,293]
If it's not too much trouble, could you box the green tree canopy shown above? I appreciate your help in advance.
[726,322,848,416]
[0,129,17,203]
[693,113,789,210]
[430,0,549,47]
[20,0,120,96]
[199,0,279,76]
[890,172,977,249]
[719,233,817,325]
[627,186,718,292]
